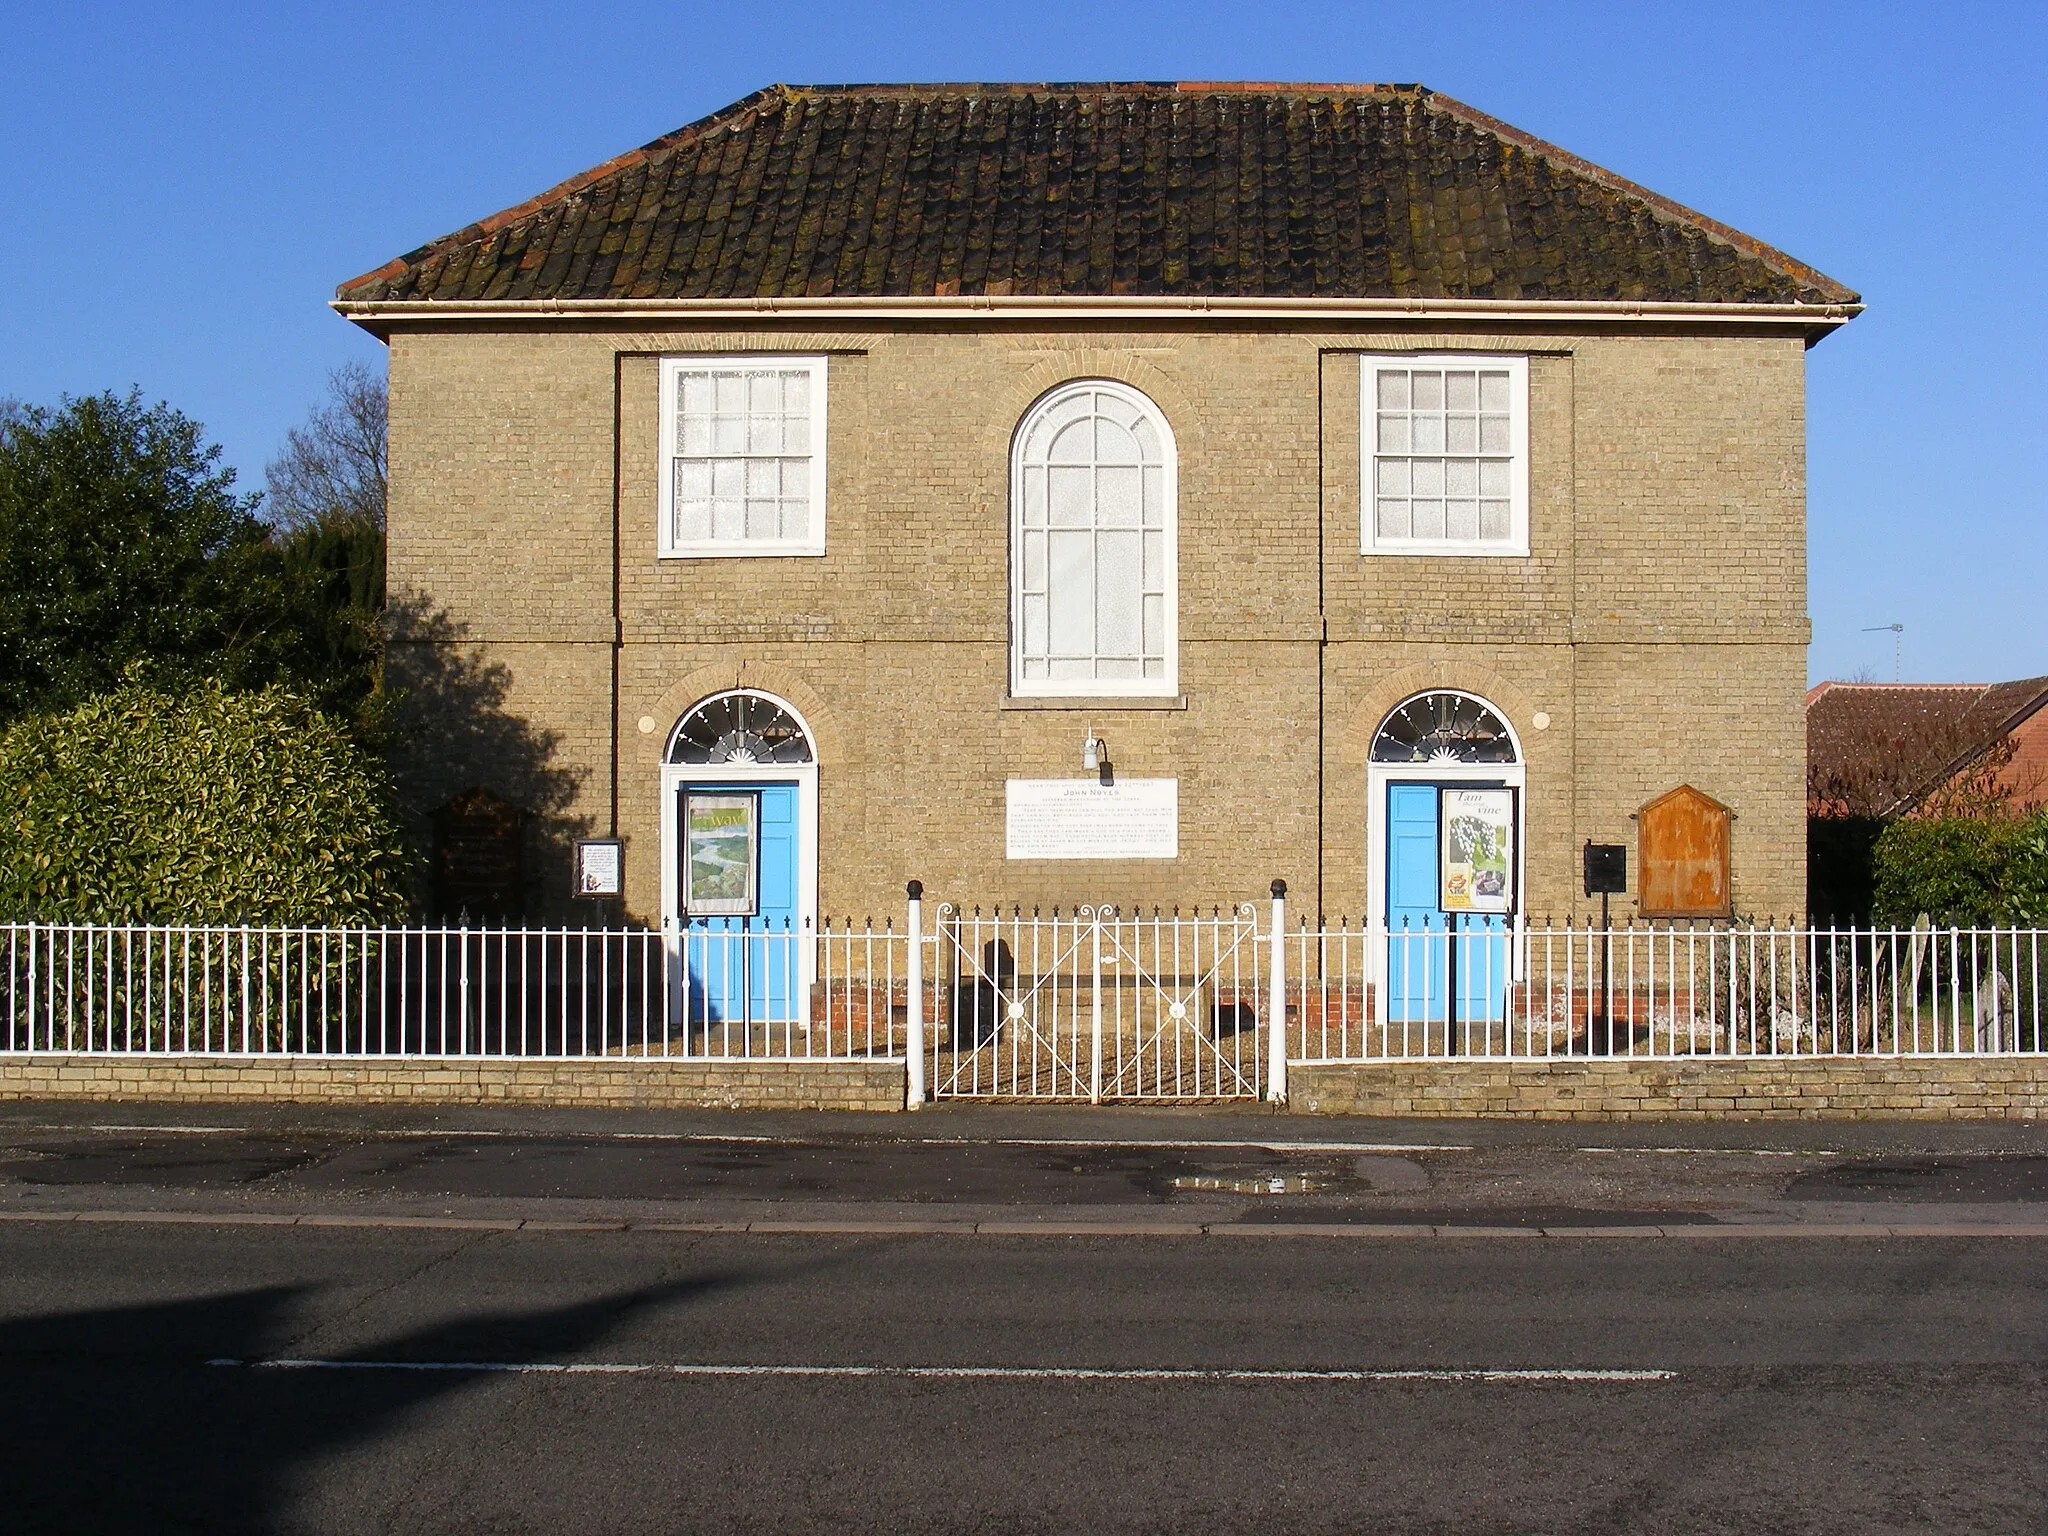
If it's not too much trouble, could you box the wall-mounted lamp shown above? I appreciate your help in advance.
[1081,729,1105,772]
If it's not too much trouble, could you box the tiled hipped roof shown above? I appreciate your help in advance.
[1805,679,2048,816]
[337,83,1856,307]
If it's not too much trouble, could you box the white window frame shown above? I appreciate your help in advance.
[1009,379,1179,699]
[1360,353,1529,558]
[658,354,828,559]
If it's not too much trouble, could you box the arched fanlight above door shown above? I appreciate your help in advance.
[1370,691,1519,764]
[666,690,815,765]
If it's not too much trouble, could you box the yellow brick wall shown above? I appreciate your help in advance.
[1292,1058,2048,1121]
[0,1056,903,1112]
[384,322,1812,925]
[9,1056,2042,1121]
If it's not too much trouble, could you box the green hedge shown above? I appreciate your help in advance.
[1870,812,2048,928]
[0,679,411,924]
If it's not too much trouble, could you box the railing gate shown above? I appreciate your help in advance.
[927,904,1268,1102]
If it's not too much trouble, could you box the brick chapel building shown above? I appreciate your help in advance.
[336,81,1859,942]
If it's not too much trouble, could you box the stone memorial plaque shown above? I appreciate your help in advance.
[1005,779,1178,860]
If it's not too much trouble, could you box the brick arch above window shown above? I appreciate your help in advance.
[666,690,815,765]
[646,664,843,767]
[1336,662,1542,767]
[994,348,1207,447]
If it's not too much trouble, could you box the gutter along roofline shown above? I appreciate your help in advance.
[335,293,1860,341]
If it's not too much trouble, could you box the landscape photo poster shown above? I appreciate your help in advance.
[1440,788,1516,915]
[683,792,759,916]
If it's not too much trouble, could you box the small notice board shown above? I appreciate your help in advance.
[574,839,622,898]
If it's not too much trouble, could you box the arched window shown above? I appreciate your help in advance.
[1011,380,1176,696]
[1371,691,1519,764]
[667,690,814,764]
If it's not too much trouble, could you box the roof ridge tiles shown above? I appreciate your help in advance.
[782,81,1420,96]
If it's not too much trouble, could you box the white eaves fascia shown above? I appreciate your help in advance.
[332,293,1861,335]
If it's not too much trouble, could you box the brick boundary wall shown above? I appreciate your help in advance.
[0,1056,906,1113]
[1290,1058,2048,1120]
[11,1056,2045,1121]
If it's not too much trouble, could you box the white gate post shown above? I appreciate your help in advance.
[905,881,925,1110]
[1268,879,1289,1105]
[1090,911,1104,1105]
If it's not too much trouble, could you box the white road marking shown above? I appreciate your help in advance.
[35,1124,246,1135]
[978,1139,1479,1153]
[207,1358,1674,1384]
[1577,1147,1837,1157]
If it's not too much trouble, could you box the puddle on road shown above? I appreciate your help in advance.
[0,1138,329,1187]
[1170,1174,1331,1195]
[1786,1155,2048,1203]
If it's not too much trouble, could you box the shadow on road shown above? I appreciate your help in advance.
[0,1262,761,1533]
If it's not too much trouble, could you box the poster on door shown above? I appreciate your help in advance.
[1440,788,1516,914]
[684,792,759,915]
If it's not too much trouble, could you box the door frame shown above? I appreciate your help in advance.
[660,760,819,1007]
[1366,760,1527,1003]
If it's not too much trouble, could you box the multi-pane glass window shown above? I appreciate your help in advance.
[1012,381,1177,695]
[1362,355,1528,555]
[659,356,827,556]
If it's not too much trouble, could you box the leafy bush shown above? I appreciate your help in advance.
[1871,812,2048,927]
[0,679,412,923]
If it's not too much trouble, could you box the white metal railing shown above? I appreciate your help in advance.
[1,920,905,1061]
[1285,919,2046,1062]
[6,909,2043,1077]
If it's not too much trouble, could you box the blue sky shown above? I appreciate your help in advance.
[3,2,2042,684]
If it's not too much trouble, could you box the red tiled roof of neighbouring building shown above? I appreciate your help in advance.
[2003,709,2048,812]
[1805,678,2048,817]
[336,82,1859,309]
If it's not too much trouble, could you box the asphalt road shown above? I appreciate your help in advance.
[5,1102,2048,1230]
[3,1106,2047,1533]
[3,1221,2045,1534]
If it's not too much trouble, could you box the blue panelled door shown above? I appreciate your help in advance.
[1386,784,1446,1021]
[1384,782,1511,1035]
[684,782,801,1025]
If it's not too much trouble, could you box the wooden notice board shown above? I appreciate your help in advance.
[1636,785,1732,918]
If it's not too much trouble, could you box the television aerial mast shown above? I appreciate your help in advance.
[1861,623,1904,683]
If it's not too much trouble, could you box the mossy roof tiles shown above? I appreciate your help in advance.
[1806,679,2048,816]
[337,82,1856,306]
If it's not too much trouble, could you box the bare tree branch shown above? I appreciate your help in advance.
[263,361,386,530]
